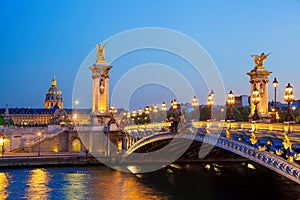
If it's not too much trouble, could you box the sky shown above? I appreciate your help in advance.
[1,0,300,109]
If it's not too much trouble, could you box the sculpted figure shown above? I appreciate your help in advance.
[250,52,271,66]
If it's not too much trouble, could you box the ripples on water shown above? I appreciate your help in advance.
[0,163,300,200]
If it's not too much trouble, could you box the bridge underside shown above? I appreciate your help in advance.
[128,139,245,163]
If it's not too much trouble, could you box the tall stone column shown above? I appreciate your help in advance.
[90,44,112,126]
[247,52,272,122]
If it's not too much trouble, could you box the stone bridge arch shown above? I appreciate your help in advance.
[126,132,300,184]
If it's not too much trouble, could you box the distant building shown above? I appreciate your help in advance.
[0,76,91,126]
[235,95,249,107]
[44,75,63,109]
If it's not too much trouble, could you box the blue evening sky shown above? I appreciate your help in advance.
[0,0,300,109]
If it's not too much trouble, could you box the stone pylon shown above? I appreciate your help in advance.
[247,52,272,122]
[90,43,113,126]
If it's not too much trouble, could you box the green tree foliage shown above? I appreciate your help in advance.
[0,115,4,125]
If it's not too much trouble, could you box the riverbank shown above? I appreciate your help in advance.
[0,153,249,169]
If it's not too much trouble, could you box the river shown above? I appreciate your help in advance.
[0,162,299,200]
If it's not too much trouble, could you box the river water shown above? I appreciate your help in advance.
[0,162,299,200]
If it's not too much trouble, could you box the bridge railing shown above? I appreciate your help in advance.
[192,121,300,134]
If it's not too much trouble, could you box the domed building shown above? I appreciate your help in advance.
[44,75,63,109]
[0,74,91,126]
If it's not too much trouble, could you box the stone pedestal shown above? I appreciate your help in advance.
[247,57,272,122]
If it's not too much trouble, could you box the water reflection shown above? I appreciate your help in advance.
[62,172,90,200]
[89,169,168,200]
[25,168,51,200]
[1,164,299,199]
[0,172,10,200]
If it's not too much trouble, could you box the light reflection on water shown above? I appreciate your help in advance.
[0,163,299,199]
[25,168,52,200]
[0,172,10,200]
[62,172,90,200]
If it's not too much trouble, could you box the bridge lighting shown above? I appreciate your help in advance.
[192,96,198,108]
[109,105,117,114]
[73,113,78,120]
[172,99,178,110]
[284,83,294,122]
[144,106,150,115]
[192,96,198,120]
[226,90,235,121]
[271,78,279,123]
[138,108,143,116]
[252,85,260,121]
[207,90,214,120]
[161,102,167,111]
[131,109,137,117]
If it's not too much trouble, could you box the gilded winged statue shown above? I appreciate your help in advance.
[250,52,271,66]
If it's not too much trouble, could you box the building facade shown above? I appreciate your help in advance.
[44,75,63,109]
[0,76,91,126]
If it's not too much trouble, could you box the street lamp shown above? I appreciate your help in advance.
[207,90,214,120]
[172,99,178,110]
[109,105,115,115]
[272,78,278,122]
[131,109,137,117]
[138,108,143,116]
[161,101,167,111]
[37,131,42,157]
[227,90,235,121]
[126,112,131,118]
[0,136,4,159]
[144,106,150,123]
[192,95,198,120]
[252,86,261,121]
[284,83,294,122]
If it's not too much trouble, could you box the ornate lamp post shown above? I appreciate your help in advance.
[0,136,4,159]
[172,99,178,110]
[272,78,278,122]
[252,86,261,121]
[207,90,214,120]
[161,101,167,111]
[192,95,198,120]
[138,108,143,116]
[37,131,42,157]
[138,108,143,124]
[109,105,115,116]
[284,83,294,122]
[131,109,137,125]
[226,90,235,121]
[131,109,137,117]
[144,106,150,123]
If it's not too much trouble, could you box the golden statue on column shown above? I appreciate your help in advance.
[250,52,271,69]
[90,43,112,125]
[247,52,272,122]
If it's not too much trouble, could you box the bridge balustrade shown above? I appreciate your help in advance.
[123,121,300,183]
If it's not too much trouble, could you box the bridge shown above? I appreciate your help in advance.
[122,121,300,184]
[2,120,300,184]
